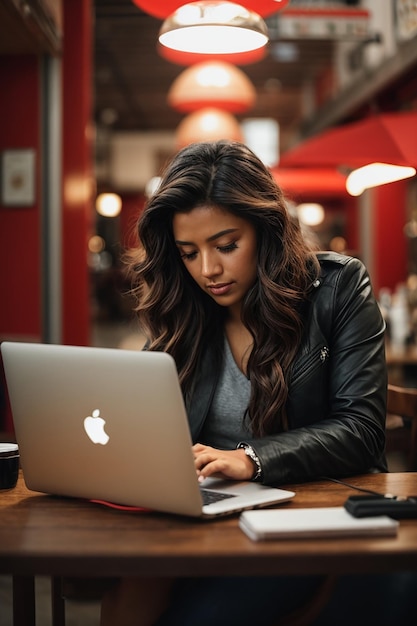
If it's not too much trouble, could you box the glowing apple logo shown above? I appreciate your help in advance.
[83,409,109,445]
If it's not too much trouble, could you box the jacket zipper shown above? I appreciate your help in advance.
[290,345,330,387]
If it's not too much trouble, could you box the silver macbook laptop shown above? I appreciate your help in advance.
[1,341,295,518]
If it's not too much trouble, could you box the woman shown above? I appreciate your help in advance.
[101,140,387,626]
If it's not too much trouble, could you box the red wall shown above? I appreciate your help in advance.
[0,56,43,433]
[0,0,93,433]
[0,0,92,346]
[0,56,42,340]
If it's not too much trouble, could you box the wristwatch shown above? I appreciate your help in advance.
[237,442,262,482]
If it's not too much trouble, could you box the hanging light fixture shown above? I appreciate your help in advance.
[159,2,269,55]
[175,107,243,148]
[132,1,290,19]
[168,60,256,113]
[346,163,416,196]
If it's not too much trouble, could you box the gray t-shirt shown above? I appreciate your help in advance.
[199,338,252,449]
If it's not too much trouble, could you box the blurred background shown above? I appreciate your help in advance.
[1,0,417,424]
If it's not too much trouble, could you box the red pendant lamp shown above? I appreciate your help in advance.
[132,1,290,20]
[159,3,269,53]
[157,1,269,65]
[168,60,256,113]
[175,107,244,148]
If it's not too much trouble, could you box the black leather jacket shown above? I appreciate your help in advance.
[186,252,388,485]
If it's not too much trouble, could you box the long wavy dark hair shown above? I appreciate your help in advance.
[127,140,319,436]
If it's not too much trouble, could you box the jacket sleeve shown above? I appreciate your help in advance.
[247,257,388,486]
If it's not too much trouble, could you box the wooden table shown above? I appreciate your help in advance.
[1,472,417,625]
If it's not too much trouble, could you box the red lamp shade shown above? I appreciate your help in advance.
[132,2,186,20]
[133,1,194,19]
[133,1,290,20]
[159,3,269,57]
[168,61,256,113]
[237,0,290,17]
[175,107,243,148]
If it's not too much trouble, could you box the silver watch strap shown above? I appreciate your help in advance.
[237,442,262,482]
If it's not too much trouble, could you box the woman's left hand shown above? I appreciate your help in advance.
[192,443,255,482]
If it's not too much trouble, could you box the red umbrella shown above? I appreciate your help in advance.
[271,167,348,197]
[280,111,417,169]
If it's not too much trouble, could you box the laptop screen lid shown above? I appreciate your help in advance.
[1,342,295,518]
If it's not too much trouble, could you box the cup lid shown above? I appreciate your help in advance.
[0,443,19,458]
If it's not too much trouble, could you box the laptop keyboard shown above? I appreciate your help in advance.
[200,488,236,506]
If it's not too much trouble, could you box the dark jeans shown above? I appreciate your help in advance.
[312,572,417,626]
[154,575,324,626]
[154,572,417,626]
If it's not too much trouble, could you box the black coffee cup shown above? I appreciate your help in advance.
[0,443,19,489]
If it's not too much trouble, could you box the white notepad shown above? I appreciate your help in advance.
[239,506,399,541]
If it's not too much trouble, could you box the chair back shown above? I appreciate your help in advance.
[386,383,417,471]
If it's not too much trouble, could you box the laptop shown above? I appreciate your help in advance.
[1,341,295,518]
